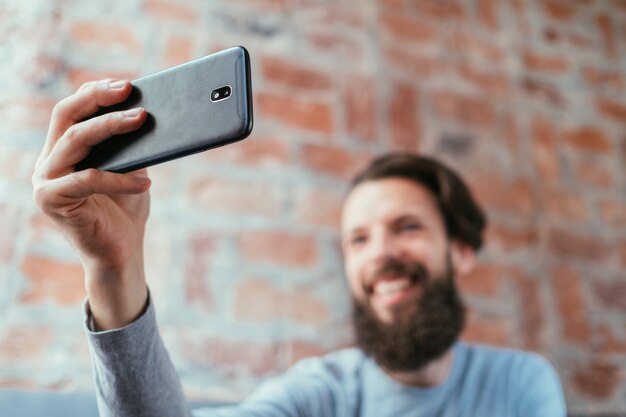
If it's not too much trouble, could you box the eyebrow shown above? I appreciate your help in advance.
[343,213,424,238]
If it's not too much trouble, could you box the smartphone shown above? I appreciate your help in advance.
[76,46,253,173]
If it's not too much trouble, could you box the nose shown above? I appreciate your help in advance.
[367,229,402,266]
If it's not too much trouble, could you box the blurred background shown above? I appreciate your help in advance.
[0,0,625,414]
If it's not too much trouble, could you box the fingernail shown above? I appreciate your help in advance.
[123,108,143,118]
[135,176,151,187]
[109,80,127,89]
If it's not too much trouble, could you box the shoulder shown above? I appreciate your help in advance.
[459,343,564,399]
[461,342,556,376]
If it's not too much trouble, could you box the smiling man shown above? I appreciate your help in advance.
[33,81,567,416]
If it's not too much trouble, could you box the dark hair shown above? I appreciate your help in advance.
[350,152,487,251]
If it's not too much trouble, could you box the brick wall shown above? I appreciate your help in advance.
[0,0,625,414]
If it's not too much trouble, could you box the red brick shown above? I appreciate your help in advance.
[501,113,522,161]
[0,97,57,131]
[521,77,565,107]
[229,0,289,11]
[0,205,17,263]
[486,223,538,251]
[539,187,588,221]
[183,235,215,311]
[599,200,626,229]
[551,266,589,344]
[412,0,467,20]
[20,255,84,305]
[261,56,331,91]
[443,29,505,63]
[596,326,626,355]
[343,75,376,141]
[164,34,192,67]
[234,278,329,327]
[383,47,447,78]
[583,67,626,90]
[547,229,610,263]
[307,32,362,58]
[379,13,437,43]
[315,5,367,28]
[389,81,420,150]
[205,135,291,167]
[575,160,614,189]
[0,379,39,390]
[596,98,626,124]
[181,333,279,377]
[70,22,140,53]
[285,340,328,366]
[461,314,510,347]
[301,143,370,179]
[257,92,333,134]
[187,177,283,217]
[458,263,504,298]
[238,230,318,267]
[143,0,198,24]
[544,27,594,49]
[0,327,53,361]
[294,188,343,229]
[66,68,138,91]
[471,177,533,216]
[596,14,616,59]
[531,117,560,182]
[560,126,613,153]
[541,0,575,21]
[572,360,620,400]
[458,64,511,96]
[476,0,498,30]
[431,91,495,128]
[594,281,626,312]
[522,50,569,73]
[0,144,38,184]
[377,0,405,10]
[513,275,544,350]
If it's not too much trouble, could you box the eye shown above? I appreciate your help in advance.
[349,234,367,247]
[399,222,421,232]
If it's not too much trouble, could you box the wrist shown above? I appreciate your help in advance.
[83,256,148,330]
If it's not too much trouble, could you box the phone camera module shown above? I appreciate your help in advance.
[211,85,232,102]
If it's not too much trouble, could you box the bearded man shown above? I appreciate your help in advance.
[33,80,567,416]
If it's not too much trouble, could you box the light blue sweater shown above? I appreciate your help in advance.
[86,299,567,417]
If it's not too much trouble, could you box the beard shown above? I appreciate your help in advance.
[352,255,466,372]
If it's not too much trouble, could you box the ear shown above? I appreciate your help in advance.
[449,240,476,278]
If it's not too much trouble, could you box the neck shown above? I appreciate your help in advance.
[383,348,454,387]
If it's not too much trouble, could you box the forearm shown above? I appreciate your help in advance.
[85,295,191,417]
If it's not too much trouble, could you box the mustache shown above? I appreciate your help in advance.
[365,259,429,288]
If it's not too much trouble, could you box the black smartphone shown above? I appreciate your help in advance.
[76,46,253,173]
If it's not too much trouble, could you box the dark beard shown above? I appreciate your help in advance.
[352,257,466,372]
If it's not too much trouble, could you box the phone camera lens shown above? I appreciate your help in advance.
[211,85,232,102]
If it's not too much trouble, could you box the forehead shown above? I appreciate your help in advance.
[341,178,443,233]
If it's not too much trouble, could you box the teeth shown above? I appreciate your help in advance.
[373,279,411,296]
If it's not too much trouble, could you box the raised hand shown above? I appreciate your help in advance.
[32,79,152,330]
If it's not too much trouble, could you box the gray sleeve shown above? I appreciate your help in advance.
[84,296,191,417]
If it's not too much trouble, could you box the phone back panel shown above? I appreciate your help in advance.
[76,46,253,173]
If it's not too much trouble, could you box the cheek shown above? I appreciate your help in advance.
[344,254,367,299]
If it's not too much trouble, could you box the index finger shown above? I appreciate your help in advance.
[41,79,134,161]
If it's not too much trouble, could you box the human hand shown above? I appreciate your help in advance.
[32,79,151,329]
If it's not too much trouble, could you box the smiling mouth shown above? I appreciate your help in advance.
[368,276,415,296]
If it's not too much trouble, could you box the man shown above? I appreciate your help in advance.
[33,80,566,416]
